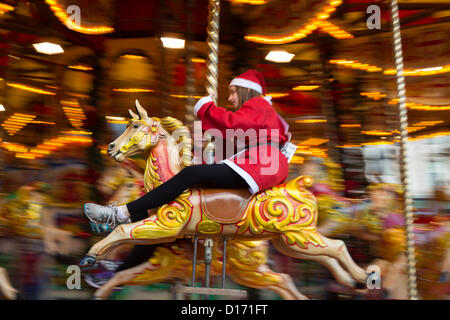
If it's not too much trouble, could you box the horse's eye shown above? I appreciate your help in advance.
[133,124,139,129]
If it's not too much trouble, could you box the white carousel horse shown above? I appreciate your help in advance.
[80,100,369,295]
[90,159,309,299]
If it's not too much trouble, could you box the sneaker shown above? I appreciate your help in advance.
[83,260,123,290]
[99,260,123,272]
[84,272,114,288]
[84,202,130,229]
[90,221,117,234]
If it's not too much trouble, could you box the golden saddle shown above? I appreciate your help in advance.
[199,188,253,224]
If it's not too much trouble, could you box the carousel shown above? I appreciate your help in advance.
[0,0,448,301]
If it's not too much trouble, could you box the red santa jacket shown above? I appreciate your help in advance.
[194,95,289,193]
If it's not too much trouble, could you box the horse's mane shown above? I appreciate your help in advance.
[152,116,192,167]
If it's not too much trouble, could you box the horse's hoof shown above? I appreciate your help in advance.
[79,255,98,270]
[353,281,367,290]
[366,271,377,280]
[16,292,25,300]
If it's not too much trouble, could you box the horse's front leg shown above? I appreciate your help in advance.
[94,261,155,300]
[0,267,18,300]
[80,219,181,268]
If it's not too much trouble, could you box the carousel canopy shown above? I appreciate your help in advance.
[0,0,448,167]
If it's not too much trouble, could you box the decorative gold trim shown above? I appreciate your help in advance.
[237,176,326,248]
[197,213,222,235]
[131,189,193,239]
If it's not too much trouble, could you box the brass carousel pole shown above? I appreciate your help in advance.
[185,0,196,126]
[205,0,220,104]
[180,0,245,300]
[203,0,220,299]
[389,0,418,300]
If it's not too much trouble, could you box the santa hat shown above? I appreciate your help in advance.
[229,69,266,95]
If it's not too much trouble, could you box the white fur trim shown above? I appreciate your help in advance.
[263,95,272,105]
[230,78,262,94]
[221,159,260,194]
[193,96,213,116]
[277,113,290,135]
[281,142,297,163]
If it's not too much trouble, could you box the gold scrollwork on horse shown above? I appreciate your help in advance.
[83,101,368,294]
[237,176,326,249]
[131,189,193,239]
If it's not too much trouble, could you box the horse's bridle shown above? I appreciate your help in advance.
[119,119,159,154]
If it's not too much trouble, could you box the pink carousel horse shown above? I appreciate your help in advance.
[80,101,369,296]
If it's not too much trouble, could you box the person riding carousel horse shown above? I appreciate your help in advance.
[80,70,368,292]
[84,69,294,273]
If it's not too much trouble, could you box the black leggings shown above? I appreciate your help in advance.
[125,163,248,221]
[116,163,248,272]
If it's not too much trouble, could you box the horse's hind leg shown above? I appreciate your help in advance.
[292,252,360,289]
[94,261,156,300]
[226,241,308,300]
[94,246,178,300]
[272,236,367,283]
[229,264,308,300]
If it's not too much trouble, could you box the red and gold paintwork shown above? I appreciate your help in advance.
[94,160,309,300]
[83,100,368,299]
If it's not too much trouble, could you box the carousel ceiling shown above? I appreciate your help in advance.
[0,0,448,164]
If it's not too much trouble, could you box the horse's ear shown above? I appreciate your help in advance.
[135,99,149,120]
[129,109,139,119]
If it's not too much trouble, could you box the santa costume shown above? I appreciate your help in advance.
[194,69,291,193]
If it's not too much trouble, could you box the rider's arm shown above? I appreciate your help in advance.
[193,96,269,134]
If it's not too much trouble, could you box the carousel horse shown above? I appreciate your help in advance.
[0,182,49,300]
[401,218,449,299]
[0,182,50,240]
[0,181,76,299]
[96,159,145,205]
[298,157,354,238]
[1,182,75,256]
[89,158,309,299]
[80,101,369,298]
[309,170,449,300]
[300,157,450,299]
[341,185,450,299]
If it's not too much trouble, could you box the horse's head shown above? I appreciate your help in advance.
[107,100,167,162]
